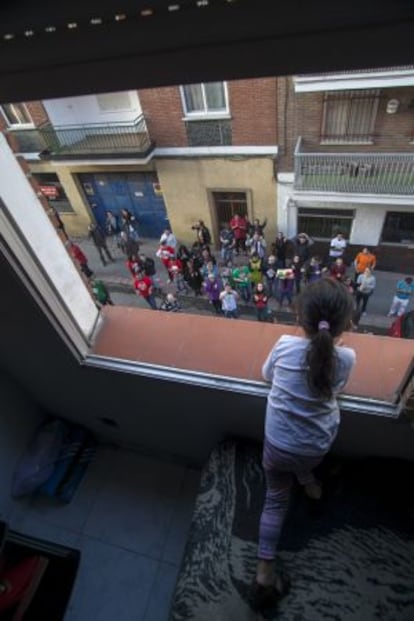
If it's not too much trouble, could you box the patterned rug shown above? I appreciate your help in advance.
[170,441,414,621]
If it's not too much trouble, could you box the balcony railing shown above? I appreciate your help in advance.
[294,137,414,195]
[9,115,154,159]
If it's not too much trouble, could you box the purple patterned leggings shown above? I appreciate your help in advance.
[258,438,324,560]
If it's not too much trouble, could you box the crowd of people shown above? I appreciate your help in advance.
[121,216,383,322]
[65,209,413,322]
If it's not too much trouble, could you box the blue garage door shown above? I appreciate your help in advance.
[78,172,170,238]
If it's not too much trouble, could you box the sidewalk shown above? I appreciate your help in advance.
[75,236,411,333]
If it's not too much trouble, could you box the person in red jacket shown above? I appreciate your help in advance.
[330,257,346,282]
[133,271,157,309]
[253,282,270,322]
[67,241,94,278]
[230,213,248,255]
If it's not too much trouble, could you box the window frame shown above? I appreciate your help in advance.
[297,207,355,240]
[380,210,414,245]
[320,89,380,145]
[1,103,35,129]
[180,82,230,119]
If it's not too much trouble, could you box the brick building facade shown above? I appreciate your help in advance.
[276,68,414,271]
[2,69,413,270]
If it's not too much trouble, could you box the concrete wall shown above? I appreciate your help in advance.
[0,246,413,467]
[0,372,43,522]
[156,157,277,245]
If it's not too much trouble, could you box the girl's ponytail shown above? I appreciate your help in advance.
[306,326,335,399]
[298,279,353,400]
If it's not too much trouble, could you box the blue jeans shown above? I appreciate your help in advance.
[224,309,238,319]
[266,278,278,298]
[221,246,233,264]
[145,294,157,310]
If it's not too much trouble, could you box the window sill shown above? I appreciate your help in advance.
[380,241,414,248]
[183,113,232,122]
[320,139,374,146]
[87,305,414,418]
[6,124,36,131]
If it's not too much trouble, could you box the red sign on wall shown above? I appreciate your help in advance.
[39,185,59,199]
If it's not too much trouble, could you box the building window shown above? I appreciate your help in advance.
[321,89,379,143]
[212,191,248,231]
[181,82,229,116]
[381,211,414,244]
[32,173,74,214]
[1,103,33,126]
[96,92,132,112]
[297,207,354,239]
[185,119,232,146]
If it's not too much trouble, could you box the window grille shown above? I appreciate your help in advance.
[321,89,379,143]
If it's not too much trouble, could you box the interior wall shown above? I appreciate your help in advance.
[0,371,43,522]
[0,249,412,467]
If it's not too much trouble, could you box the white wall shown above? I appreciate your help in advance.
[276,173,295,237]
[43,91,142,126]
[284,192,414,245]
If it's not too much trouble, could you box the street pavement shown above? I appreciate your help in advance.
[75,235,412,334]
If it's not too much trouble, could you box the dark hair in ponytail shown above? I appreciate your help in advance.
[297,279,354,399]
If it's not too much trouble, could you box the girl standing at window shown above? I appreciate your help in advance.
[251,279,356,613]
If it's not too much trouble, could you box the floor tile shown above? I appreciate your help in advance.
[162,467,200,565]
[65,537,158,621]
[143,562,179,621]
[83,451,185,558]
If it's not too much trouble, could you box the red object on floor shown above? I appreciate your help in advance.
[0,556,44,612]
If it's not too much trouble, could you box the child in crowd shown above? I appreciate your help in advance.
[249,253,264,291]
[276,268,294,308]
[160,293,180,312]
[204,273,223,314]
[251,279,356,614]
[263,255,278,298]
[133,271,157,310]
[291,254,304,295]
[91,279,114,308]
[253,282,270,322]
[304,256,324,285]
[232,264,251,303]
[330,257,346,282]
[219,284,239,318]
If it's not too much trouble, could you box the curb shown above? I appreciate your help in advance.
[101,276,391,334]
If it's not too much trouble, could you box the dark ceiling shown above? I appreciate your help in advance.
[0,1,413,103]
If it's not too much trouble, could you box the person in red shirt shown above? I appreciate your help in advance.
[67,241,94,278]
[230,213,248,255]
[330,257,346,282]
[156,241,175,278]
[133,271,157,309]
[126,253,141,277]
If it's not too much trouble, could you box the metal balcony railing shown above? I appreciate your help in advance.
[294,137,414,195]
[34,115,153,158]
[5,127,49,153]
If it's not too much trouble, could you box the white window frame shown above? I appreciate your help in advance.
[180,82,230,119]
[1,103,35,129]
